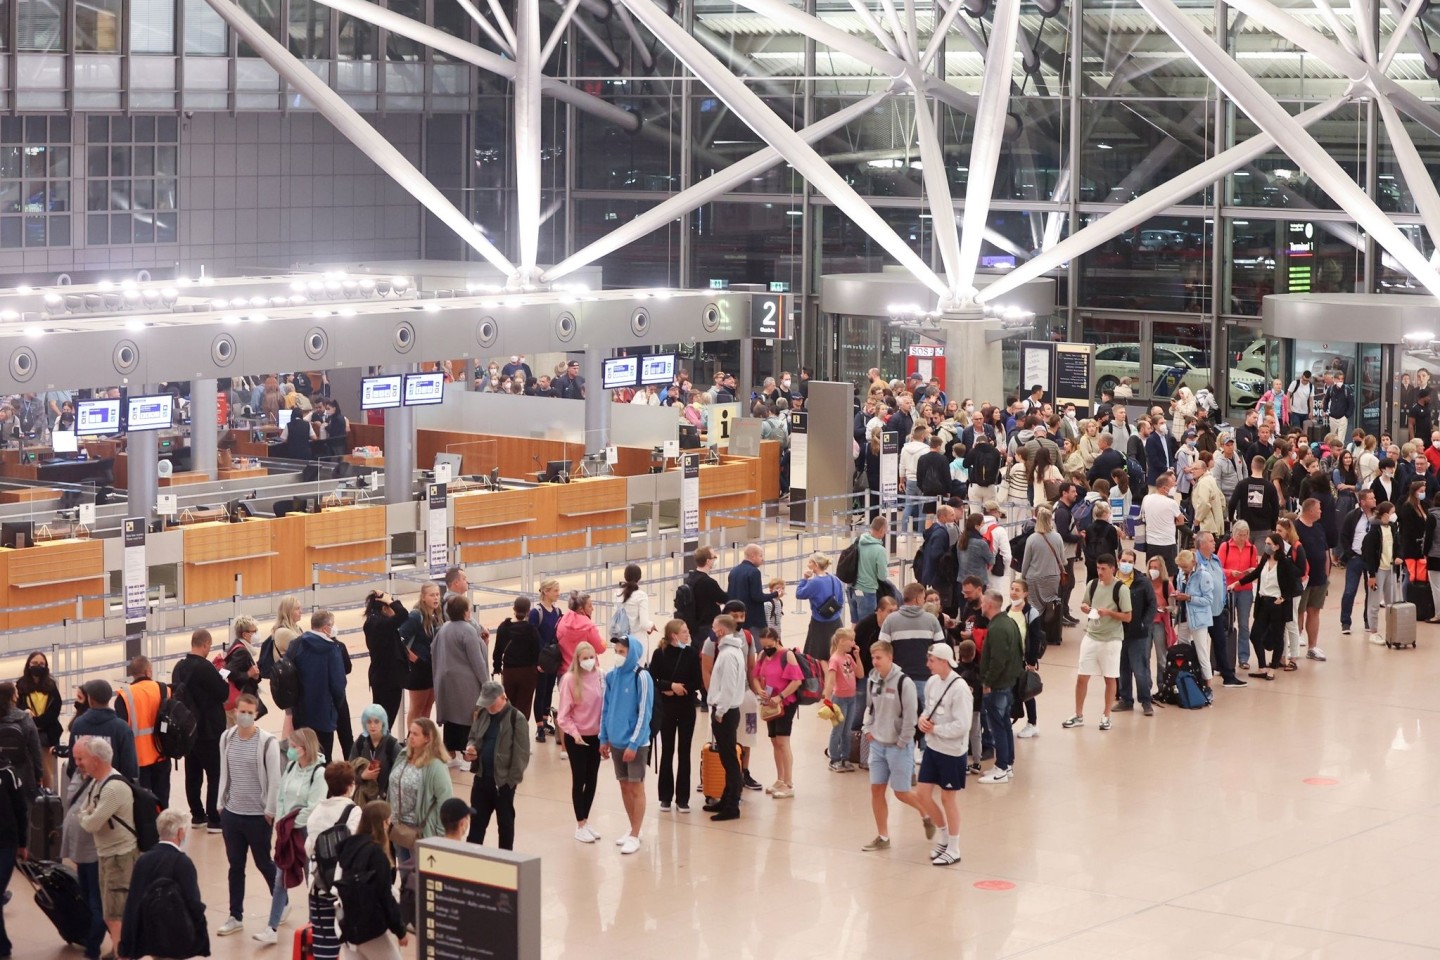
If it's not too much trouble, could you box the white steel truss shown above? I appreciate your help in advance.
[206,0,1440,304]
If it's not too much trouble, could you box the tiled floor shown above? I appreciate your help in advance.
[9,589,1440,960]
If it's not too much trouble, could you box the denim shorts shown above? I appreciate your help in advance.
[867,740,915,793]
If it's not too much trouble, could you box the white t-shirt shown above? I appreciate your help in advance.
[1141,493,1183,546]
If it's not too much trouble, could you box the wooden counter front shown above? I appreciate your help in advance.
[0,486,59,503]
[160,472,209,487]
[219,466,269,481]
[0,537,105,629]
[183,520,277,604]
[299,505,387,587]
[697,459,762,529]
[452,477,628,564]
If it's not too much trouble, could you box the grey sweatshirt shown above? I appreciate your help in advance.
[862,665,917,746]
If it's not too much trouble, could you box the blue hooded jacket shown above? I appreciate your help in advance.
[291,630,346,735]
[599,636,654,753]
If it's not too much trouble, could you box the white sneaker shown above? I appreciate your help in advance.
[659,802,671,812]
[1307,647,1327,661]
[583,825,601,841]
[1369,633,1386,645]
[1016,723,1039,739]
[619,836,641,855]
[978,767,1013,784]
[615,834,628,846]
[574,827,597,844]
[218,917,244,937]
[253,927,278,945]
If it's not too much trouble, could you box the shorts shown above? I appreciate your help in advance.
[1078,634,1122,679]
[918,748,967,791]
[99,848,139,920]
[404,659,433,691]
[611,746,649,782]
[765,701,799,738]
[737,690,759,749]
[1301,582,1329,610]
[867,740,915,794]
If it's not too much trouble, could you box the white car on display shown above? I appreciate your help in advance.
[1093,341,1267,407]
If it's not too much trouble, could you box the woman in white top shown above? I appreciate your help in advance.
[1170,387,1198,441]
[612,564,656,638]
[1003,458,1031,507]
[1358,435,1381,491]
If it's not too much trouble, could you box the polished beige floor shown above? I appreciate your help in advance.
[10,589,1440,960]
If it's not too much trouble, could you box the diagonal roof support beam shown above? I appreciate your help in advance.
[1379,0,1427,70]
[911,88,963,289]
[1312,0,1362,59]
[515,0,542,278]
[980,95,1350,303]
[1139,0,1440,297]
[616,0,948,298]
[846,0,903,59]
[204,0,518,279]
[1376,95,1440,249]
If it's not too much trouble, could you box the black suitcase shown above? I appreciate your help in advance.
[1406,577,1435,622]
[18,859,92,946]
[28,789,62,861]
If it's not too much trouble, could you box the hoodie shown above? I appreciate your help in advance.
[68,706,138,780]
[854,532,888,593]
[292,630,347,735]
[879,605,944,683]
[556,609,603,675]
[599,638,654,753]
[861,665,916,746]
[707,633,749,715]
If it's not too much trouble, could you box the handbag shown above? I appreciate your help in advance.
[389,764,420,853]
[815,576,843,620]
[759,699,784,722]
[1043,535,1073,590]
[1016,669,1043,701]
[537,642,561,675]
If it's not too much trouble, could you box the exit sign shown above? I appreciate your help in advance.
[768,281,791,293]
[709,278,729,290]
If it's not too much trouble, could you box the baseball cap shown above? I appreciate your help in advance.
[983,499,1004,516]
[1184,429,1197,439]
[476,680,506,709]
[439,798,474,830]
[926,642,958,667]
[80,679,112,705]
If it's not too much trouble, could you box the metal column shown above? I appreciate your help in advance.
[583,348,609,455]
[191,378,219,480]
[129,426,159,528]
[383,365,417,504]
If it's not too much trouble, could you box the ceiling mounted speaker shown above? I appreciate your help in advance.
[113,339,139,375]
[158,459,173,478]
[9,346,35,382]
[393,321,416,353]
[702,304,720,333]
[304,327,329,361]
[555,311,577,342]
[211,333,236,366]
[630,307,650,337]
[476,316,498,348]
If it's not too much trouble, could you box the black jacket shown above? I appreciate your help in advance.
[119,842,210,959]
[279,415,314,460]
[1087,448,1126,485]
[854,612,883,676]
[349,732,402,797]
[171,652,230,742]
[1083,520,1120,571]
[963,443,1002,488]
[493,617,541,671]
[1325,383,1352,419]
[336,835,404,945]
[726,560,776,632]
[1362,521,1404,576]
[1339,507,1370,561]
[1238,551,1303,619]
[685,569,729,632]
[1228,475,1279,531]
[648,643,703,704]
[1399,501,1428,560]
[1124,575,1155,643]
[915,450,951,497]
[0,767,26,850]
[363,601,410,688]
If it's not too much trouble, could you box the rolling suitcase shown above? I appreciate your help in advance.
[1405,577,1435,622]
[848,729,870,769]
[293,924,315,960]
[28,789,63,861]
[1386,601,1418,649]
[700,741,740,801]
[18,859,92,946]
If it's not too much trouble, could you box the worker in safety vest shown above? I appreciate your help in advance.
[115,656,171,808]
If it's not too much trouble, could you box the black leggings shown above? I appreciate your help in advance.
[1250,597,1287,669]
[564,734,602,821]
[657,696,696,806]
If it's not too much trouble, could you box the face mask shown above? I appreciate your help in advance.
[764,646,778,657]
[676,640,690,649]
[1148,568,1161,580]
[236,713,257,730]
[1118,562,1134,576]
[27,664,46,678]
[963,404,973,413]
[579,658,596,672]
[287,746,299,762]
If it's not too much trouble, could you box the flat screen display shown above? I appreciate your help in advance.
[277,409,293,429]
[602,357,640,390]
[402,372,446,406]
[50,430,77,454]
[75,399,121,436]
[639,353,677,387]
[361,375,403,410]
[126,394,173,432]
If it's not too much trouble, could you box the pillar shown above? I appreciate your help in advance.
[128,427,159,527]
[739,336,754,402]
[191,378,218,480]
[383,364,417,504]
[583,348,608,455]
[938,308,1005,407]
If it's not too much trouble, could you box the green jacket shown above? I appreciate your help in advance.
[855,533,889,593]
[387,748,453,840]
[466,704,531,788]
[980,614,1025,691]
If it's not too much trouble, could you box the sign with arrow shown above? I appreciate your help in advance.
[418,837,540,960]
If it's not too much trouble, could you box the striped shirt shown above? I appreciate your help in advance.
[225,732,266,816]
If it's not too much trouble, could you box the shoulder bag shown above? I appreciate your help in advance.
[1043,535,1073,590]
[389,763,421,853]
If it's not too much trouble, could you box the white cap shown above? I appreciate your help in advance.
[926,642,957,667]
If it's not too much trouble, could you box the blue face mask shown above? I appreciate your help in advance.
[1118,562,1134,576]
[287,747,299,762]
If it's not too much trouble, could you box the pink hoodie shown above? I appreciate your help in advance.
[556,609,603,674]
[557,668,604,739]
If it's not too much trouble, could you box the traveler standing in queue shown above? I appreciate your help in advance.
[1021,506,1065,644]
[823,628,861,771]
[493,596,542,719]
[221,617,264,725]
[172,628,231,832]
[61,705,109,959]
[796,554,846,662]
[335,801,408,960]
[614,563,657,638]
[529,578,565,744]
[118,808,210,960]
[349,704,401,806]
[431,595,490,760]
[600,634,654,855]
[0,735,26,957]
[648,620,700,812]
[703,616,747,822]
[254,727,327,946]
[462,681,531,850]
[0,680,43,797]
[398,583,442,729]
[751,626,803,799]
[859,639,935,852]
[916,642,972,866]
[75,736,138,958]
[386,718,452,925]
[68,679,138,780]
[362,591,409,735]
[1238,533,1302,679]
[267,597,303,739]
[215,694,282,940]
[977,591,1025,782]
[16,650,60,791]
[115,656,172,808]
[304,761,362,960]
[557,641,605,842]
[852,516,890,622]
[291,611,348,763]
[557,591,604,676]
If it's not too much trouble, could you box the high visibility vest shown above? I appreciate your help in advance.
[116,679,164,767]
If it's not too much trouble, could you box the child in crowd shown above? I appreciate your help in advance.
[956,639,982,776]
[763,578,786,635]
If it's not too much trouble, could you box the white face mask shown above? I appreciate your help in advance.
[1149,568,1162,580]
[579,658,596,672]
[236,713,257,729]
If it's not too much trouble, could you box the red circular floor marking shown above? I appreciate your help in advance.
[1303,777,1339,786]
[974,880,1016,891]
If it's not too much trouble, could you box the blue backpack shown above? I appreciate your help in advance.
[1175,672,1209,709]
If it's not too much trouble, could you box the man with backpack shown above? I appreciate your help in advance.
[963,433,1003,512]
[115,656,177,809]
[69,680,138,781]
[676,546,729,639]
[75,736,141,957]
[118,808,209,960]
[1054,484,1085,626]
[1062,555,1132,733]
[171,628,230,833]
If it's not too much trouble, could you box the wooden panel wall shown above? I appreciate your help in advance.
[452,477,628,564]
[183,520,275,604]
[2,538,105,629]
[301,505,387,586]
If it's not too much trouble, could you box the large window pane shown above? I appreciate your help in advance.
[184,0,227,54]
[75,0,120,52]
[18,0,64,51]
[130,0,174,53]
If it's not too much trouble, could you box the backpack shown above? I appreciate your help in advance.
[257,635,277,680]
[835,539,861,585]
[135,876,201,958]
[608,602,633,639]
[1156,642,1212,708]
[910,546,924,584]
[1009,520,1034,572]
[155,683,196,761]
[105,772,161,851]
[788,648,825,705]
[673,578,697,625]
[1085,578,1124,610]
[1071,497,1094,534]
[269,644,301,711]
[917,455,949,497]
[312,807,360,895]
[0,720,28,778]
[1175,672,1209,709]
